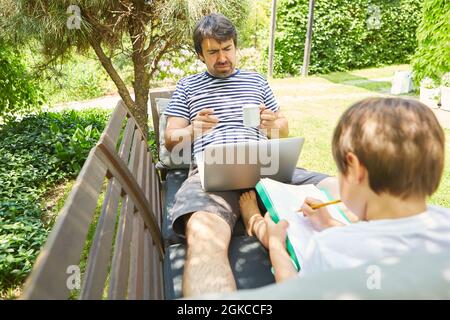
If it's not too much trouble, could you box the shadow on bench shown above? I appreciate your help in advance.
[21,96,274,300]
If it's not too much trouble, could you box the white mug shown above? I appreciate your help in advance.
[242,104,260,127]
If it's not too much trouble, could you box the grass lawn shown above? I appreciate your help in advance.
[269,64,449,208]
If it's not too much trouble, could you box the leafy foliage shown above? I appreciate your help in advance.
[411,0,450,85]
[0,0,250,130]
[0,41,44,118]
[274,0,422,76]
[0,109,109,289]
[239,0,271,50]
[39,53,112,104]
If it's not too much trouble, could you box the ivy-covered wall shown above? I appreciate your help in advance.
[274,0,423,75]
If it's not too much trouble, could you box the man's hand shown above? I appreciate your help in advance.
[259,105,278,130]
[299,197,345,231]
[192,108,219,138]
[258,104,289,138]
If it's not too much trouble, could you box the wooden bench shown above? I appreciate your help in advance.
[21,91,274,300]
[21,101,165,299]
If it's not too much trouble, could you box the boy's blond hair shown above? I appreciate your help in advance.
[332,97,445,198]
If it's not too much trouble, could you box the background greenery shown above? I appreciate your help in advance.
[0,109,110,293]
[273,0,422,75]
[0,41,43,118]
[411,0,450,84]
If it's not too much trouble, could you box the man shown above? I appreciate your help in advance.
[164,13,331,297]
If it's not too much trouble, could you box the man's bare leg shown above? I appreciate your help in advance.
[239,191,269,248]
[183,211,236,297]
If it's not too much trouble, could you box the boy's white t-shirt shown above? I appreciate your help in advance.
[299,205,450,276]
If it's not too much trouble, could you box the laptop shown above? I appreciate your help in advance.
[195,137,305,191]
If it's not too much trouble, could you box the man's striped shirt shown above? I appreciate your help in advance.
[164,69,278,154]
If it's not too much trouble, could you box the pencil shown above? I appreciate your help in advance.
[310,199,341,210]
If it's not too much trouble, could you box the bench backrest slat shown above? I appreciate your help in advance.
[143,229,153,300]
[108,195,134,299]
[99,102,128,151]
[154,235,164,300]
[128,213,145,299]
[80,178,121,299]
[128,139,148,299]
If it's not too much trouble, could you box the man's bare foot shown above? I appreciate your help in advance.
[239,190,262,236]
[239,191,269,248]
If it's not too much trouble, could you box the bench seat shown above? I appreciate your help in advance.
[164,235,275,299]
[161,169,248,246]
[162,169,275,299]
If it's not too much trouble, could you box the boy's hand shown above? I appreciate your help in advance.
[300,197,345,231]
[264,212,289,249]
[192,108,219,137]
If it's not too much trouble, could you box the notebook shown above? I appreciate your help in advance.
[255,178,351,271]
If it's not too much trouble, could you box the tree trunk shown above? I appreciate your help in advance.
[129,3,151,137]
[133,66,150,136]
[88,34,140,125]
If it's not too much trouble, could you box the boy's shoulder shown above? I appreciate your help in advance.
[428,205,450,214]
[427,205,450,223]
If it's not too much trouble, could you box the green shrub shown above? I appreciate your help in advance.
[274,0,422,76]
[411,0,450,85]
[0,109,110,289]
[39,54,111,104]
[0,42,44,118]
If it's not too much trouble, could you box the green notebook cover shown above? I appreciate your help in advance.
[255,181,301,271]
[255,180,350,272]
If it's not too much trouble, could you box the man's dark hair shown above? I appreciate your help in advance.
[193,14,237,55]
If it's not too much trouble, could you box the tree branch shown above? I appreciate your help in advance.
[87,33,135,109]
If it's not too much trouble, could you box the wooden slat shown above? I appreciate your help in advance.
[98,100,128,151]
[128,214,145,299]
[127,139,147,299]
[80,178,120,300]
[21,150,107,299]
[143,229,153,300]
[150,243,162,299]
[145,139,164,300]
[155,233,164,300]
[108,197,133,299]
[79,117,136,299]
[143,150,159,300]
[118,117,138,164]
[96,141,164,260]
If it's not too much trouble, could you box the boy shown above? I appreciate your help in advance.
[239,97,449,283]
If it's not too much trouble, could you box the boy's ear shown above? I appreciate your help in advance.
[346,152,367,184]
[198,54,205,63]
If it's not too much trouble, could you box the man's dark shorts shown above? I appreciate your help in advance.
[170,167,330,237]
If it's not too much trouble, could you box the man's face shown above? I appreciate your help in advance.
[199,38,236,78]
